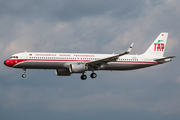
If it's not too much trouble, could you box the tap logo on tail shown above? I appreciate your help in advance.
[154,40,164,51]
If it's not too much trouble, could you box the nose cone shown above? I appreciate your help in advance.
[4,59,15,67]
[4,59,12,67]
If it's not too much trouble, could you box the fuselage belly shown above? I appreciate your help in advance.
[12,59,159,71]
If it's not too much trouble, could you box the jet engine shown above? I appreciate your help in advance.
[55,69,71,76]
[69,63,87,73]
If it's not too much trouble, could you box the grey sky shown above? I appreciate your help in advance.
[0,0,180,120]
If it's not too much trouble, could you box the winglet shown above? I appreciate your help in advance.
[126,43,134,53]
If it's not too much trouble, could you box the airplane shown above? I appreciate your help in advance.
[4,33,175,80]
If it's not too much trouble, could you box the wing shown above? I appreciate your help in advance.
[86,43,134,69]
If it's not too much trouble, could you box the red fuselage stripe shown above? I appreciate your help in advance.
[5,59,159,67]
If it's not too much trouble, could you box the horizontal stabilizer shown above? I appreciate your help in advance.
[154,56,176,62]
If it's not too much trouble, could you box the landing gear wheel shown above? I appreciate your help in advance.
[90,73,97,78]
[22,74,26,78]
[22,68,26,78]
[81,74,87,80]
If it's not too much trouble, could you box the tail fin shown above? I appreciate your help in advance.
[143,33,168,57]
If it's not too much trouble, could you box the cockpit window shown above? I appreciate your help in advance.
[10,56,18,59]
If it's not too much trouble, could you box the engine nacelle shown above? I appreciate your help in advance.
[69,63,87,73]
[55,69,71,76]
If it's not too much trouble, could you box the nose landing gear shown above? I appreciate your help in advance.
[22,69,26,78]
[22,74,26,78]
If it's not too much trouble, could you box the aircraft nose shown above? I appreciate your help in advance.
[4,60,6,65]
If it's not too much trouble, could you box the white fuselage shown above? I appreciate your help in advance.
[5,52,161,71]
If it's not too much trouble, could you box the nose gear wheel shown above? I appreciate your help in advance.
[22,69,26,78]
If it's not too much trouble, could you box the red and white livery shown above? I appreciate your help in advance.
[4,33,175,80]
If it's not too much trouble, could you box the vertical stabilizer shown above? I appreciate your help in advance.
[143,33,168,57]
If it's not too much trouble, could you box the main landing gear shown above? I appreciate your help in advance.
[81,74,87,80]
[90,73,97,79]
[22,68,26,78]
[80,72,97,80]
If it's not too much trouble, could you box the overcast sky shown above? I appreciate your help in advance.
[0,0,180,120]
